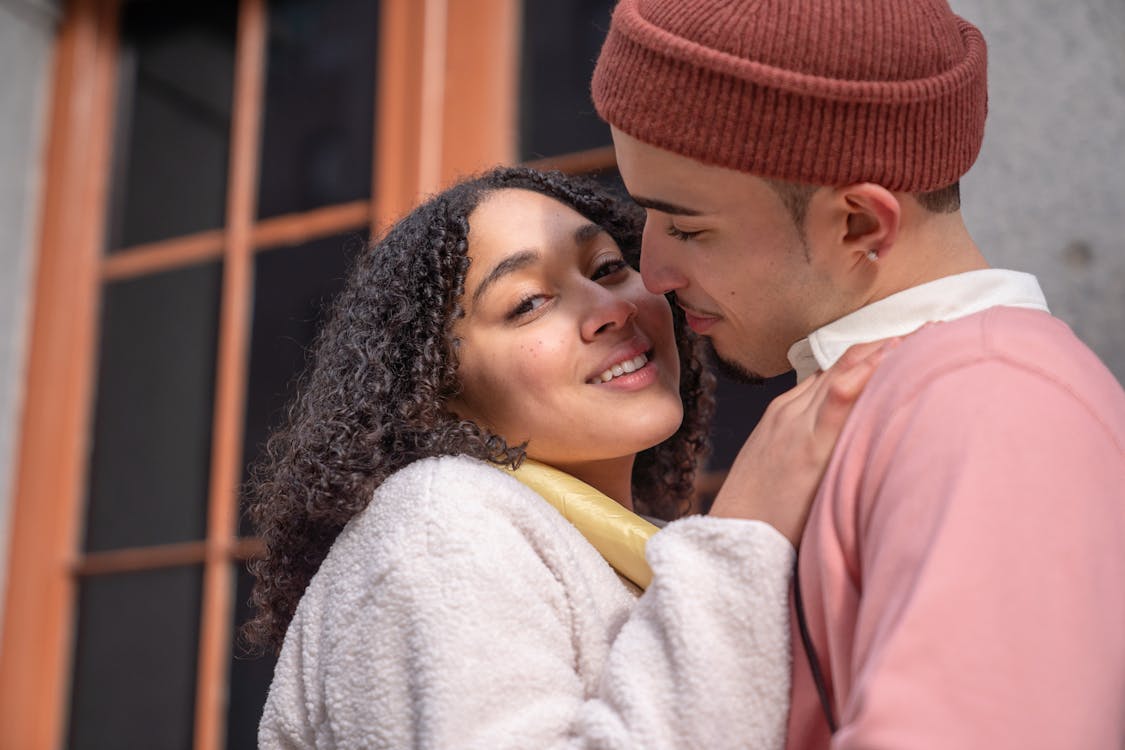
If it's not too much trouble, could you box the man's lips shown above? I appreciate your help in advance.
[678,303,720,334]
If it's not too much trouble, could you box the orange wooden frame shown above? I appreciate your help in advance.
[0,0,559,747]
[0,0,120,747]
[192,0,267,744]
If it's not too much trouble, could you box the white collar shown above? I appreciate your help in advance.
[786,269,1050,382]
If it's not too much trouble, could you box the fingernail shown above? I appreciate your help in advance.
[879,336,904,351]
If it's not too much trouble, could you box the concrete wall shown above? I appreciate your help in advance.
[0,0,60,632]
[950,0,1125,381]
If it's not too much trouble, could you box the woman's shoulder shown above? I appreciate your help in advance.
[332,455,571,564]
[299,454,623,622]
[361,454,540,528]
[380,453,525,499]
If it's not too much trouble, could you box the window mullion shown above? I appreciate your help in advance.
[372,0,427,233]
[193,0,266,748]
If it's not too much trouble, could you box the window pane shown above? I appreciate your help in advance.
[106,0,237,251]
[256,0,380,219]
[707,371,796,470]
[519,0,617,160]
[226,562,278,749]
[239,234,362,536]
[588,167,629,200]
[85,262,221,552]
[67,566,203,750]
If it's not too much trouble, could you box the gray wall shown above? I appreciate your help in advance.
[0,0,60,632]
[950,0,1125,381]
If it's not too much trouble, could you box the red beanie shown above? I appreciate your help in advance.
[591,0,988,192]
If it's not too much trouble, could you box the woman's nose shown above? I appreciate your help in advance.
[581,287,638,341]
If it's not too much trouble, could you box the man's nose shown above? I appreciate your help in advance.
[639,223,687,295]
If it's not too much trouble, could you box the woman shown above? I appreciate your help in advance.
[248,167,889,749]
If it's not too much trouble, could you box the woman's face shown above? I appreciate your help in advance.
[451,188,683,473]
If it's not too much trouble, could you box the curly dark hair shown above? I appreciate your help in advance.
[244,166,716,652]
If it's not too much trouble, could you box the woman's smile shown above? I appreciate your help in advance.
[451,188,684,469]
[589,353,659,390]
[586,336,654,385]
[588,350,651,384]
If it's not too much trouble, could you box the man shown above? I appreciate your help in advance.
[592,0,1125,747]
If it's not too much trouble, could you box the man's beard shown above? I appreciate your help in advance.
[705,340,766,385]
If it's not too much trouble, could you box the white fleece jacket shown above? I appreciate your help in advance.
[259,456,795,749]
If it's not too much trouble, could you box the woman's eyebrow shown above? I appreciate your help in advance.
[471,223,606,306]
[472,249,540,305]
[574,222,607,245]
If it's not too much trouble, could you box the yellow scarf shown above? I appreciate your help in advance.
[507,459,657,590]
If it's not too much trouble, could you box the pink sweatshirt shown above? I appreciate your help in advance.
[786,307,1125,749]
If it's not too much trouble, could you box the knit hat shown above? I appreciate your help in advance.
[591,0,988,192]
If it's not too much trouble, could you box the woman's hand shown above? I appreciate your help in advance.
[708,337,902,547]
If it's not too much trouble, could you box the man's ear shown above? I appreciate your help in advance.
[809,183,901,266]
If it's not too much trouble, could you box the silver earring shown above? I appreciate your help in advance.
[866,250,879,262]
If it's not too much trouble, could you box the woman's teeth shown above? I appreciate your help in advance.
[594,353,649,383]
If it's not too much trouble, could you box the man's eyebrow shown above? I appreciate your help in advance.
[629,195,702,216]
[471,249,540,306]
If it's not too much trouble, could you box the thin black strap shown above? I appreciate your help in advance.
[793,557,838,734]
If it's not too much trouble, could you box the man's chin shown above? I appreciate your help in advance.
[705,340,767,385]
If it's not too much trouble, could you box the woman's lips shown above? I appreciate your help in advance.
[589,352,646,383]
[587,338,651,383]
[589,356,658,391]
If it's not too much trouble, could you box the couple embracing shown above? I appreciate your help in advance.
[252,1,1125,747]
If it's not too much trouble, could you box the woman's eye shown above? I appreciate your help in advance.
[591,258,629,280]
[508,294,547,319]
[666,225,702,241]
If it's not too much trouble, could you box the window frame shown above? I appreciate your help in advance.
[0,1,530,748]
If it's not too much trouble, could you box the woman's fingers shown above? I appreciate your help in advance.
[707,335,906,547]
[768,337,898,434]
[811,337,902,432]
[832,338,892,371]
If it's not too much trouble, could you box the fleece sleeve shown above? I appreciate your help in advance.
[258,459,795,750]
[589,514,795,750]
[833,361,1125,749]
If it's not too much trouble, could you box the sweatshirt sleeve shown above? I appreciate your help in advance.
[258,458,795,750]
[588,515,796,749]
[832,361,1125,749]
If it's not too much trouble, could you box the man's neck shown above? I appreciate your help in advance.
[864,209,989,307]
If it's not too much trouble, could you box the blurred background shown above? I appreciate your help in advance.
[0,0,1121,747]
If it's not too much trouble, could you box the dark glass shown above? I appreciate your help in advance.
[693,370,794,513]
[67,566,203,750]
[85,262,221,552]
[239,233,363,536]
[707,371,796,470]
[226,562,279,749]
[256,0,380,219]
[519,0,617,160]
[589,168,630,201]
[106,0,237,251]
